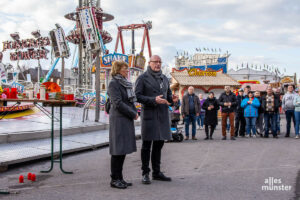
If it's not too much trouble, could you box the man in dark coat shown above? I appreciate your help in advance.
[218,86,237,140]
[181,86,200,140]
[235,89,246,137]
[135,55,176,184]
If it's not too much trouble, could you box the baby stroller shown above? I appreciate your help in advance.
[169,107,184,142]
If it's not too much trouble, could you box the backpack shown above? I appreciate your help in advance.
[105,98,111,114]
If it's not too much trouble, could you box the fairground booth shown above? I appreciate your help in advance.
[170,51,241,100]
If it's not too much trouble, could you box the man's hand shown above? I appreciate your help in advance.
[208,107,211,110]
[134,113,139,120]
[196,113,199,117]
[228,102,232,106]
[224,102,228,106]
[210,105,214,109]
[182,114,185,118]
[155,95,168,104]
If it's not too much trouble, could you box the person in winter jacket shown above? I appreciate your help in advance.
[218,86,237,140]
[293,88,300,139]
[135,55,175,184]
[282,85,297,137]
[241,91,260,137]
[202,92,220,140]
[197,93,206,130]
[261,86,281,138]
[275,88,282,135]
[255,91,264,137]
[235,88,246,137]
[181,86,200,140]
[108,61,139,189]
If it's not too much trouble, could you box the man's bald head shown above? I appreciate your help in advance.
[149,55,162,72]
[188,86,194,95]
[150,55,161,61]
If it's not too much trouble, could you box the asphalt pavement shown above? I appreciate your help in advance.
[0,118,299,200]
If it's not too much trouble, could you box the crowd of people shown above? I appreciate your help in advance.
[106,55,300,189]
[177,84,300,140]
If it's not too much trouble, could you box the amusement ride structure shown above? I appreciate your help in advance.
[0,0,154,121]
[65,0,114,92]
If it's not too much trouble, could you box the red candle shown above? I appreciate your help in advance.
[19,175,24,183]
[27,173,32,180]
[11,88,17,99]
[31,174,36,181]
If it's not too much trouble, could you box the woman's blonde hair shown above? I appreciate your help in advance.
[110,60,129,76]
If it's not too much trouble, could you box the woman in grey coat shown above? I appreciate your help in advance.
[107,60,139,189]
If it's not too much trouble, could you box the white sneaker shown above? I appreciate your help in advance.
[246,135,250,138]
[253,135,256,138]
[295,135,299,139]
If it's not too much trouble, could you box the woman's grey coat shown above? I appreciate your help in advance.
[108,78,137,155]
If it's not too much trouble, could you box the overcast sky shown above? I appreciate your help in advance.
[0,0,299,79]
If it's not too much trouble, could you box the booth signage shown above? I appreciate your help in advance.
[188,68,217,77]
[100,53,128,68]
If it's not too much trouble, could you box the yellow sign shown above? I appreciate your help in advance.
[188,69,217,77]
[281,77,293,84]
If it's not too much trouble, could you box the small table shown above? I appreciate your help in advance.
[0,99,76,174]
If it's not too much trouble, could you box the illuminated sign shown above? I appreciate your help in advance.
[188,68,217,77]
[102,53,128,67]
[92,53,146,72]
[10,49,48,61]
[2,37,50,51]
[3,36,50,61]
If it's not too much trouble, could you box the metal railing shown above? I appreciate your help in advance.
[82,96,96,122]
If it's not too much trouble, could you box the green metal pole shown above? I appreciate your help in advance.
[59,105,73,174]
[41,105,54,173]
